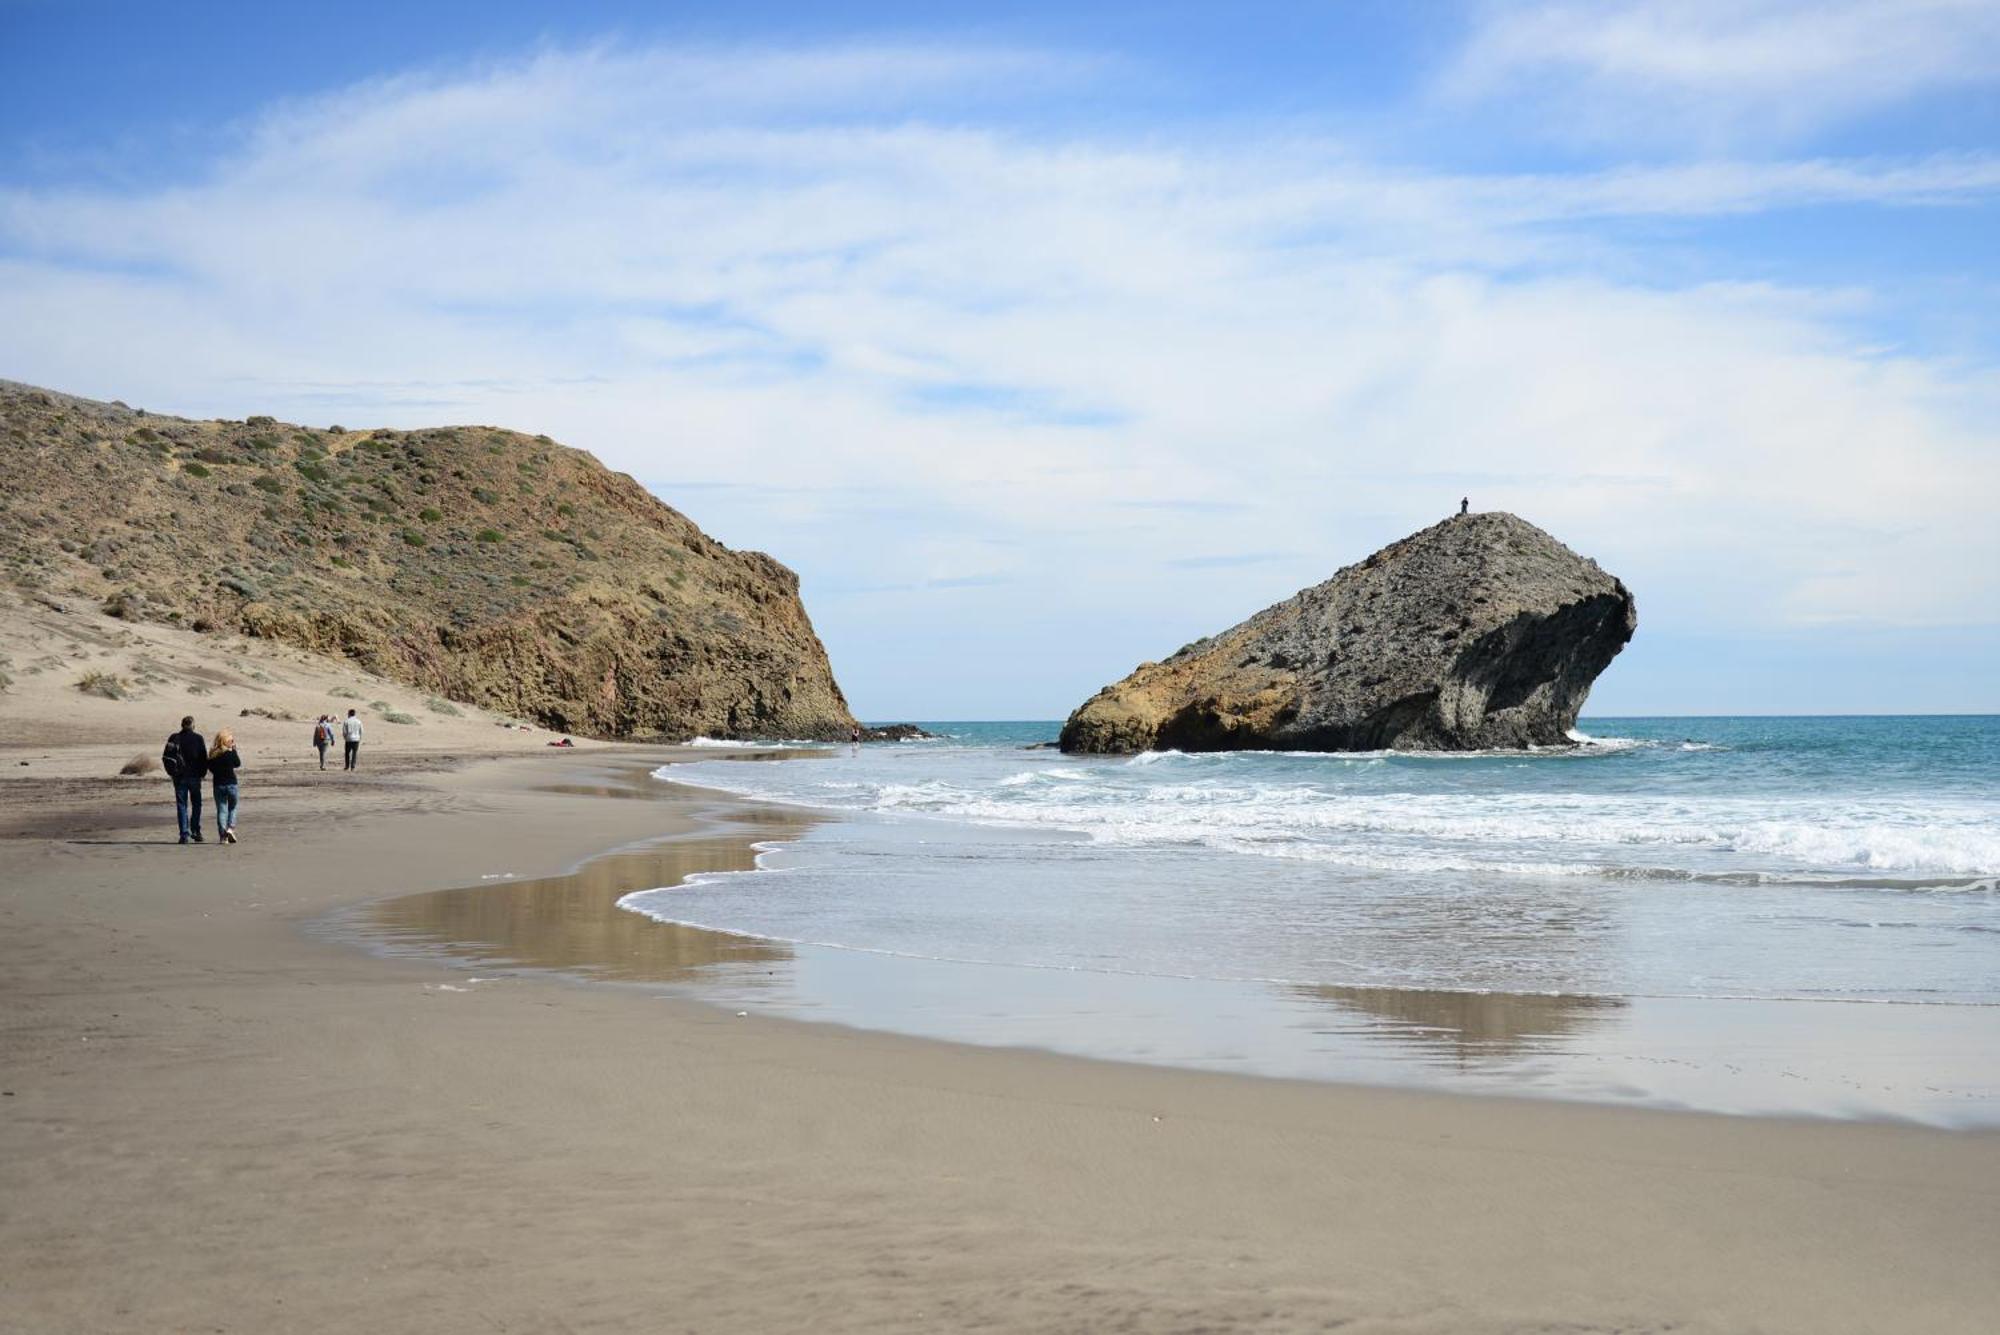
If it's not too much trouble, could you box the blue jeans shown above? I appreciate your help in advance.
[174,776,203,840]
[213,782,239,838]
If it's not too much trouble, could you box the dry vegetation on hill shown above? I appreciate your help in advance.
[0,382,855,740]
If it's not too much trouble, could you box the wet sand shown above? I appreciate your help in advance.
[4,748,1999,1333]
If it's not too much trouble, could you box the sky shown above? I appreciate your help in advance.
[3,0,1998,719]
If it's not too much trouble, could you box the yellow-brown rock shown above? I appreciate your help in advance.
[0,381,856,740]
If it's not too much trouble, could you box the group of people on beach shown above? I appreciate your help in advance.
[163,707,364,845]
[312,710,364,771]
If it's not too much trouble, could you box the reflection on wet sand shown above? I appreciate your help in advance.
[365,808,820,985]
[1296,984,1625,1066]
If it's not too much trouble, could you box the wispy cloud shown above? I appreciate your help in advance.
[1443,0,2000,147]
[0,33,1995,712]
[1165,552,1296,570]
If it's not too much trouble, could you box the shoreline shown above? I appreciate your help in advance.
[349,756,2000,1128]
[4,747,1999,1332]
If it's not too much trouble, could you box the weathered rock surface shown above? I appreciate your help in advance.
[1060,513,1635,754]
[860,723,938,742]
[0,381,858,741]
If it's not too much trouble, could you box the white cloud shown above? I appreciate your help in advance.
[1445,0,2000,146]
[1,39,1997,712]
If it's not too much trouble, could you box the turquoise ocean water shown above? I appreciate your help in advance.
[624,717,2000,1122]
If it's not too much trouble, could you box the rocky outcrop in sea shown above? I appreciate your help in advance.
[1059,512,1635,753]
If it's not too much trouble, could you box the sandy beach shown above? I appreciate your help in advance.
[3,737,1997,1335]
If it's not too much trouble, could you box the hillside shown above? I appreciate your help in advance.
[0,382,856,740]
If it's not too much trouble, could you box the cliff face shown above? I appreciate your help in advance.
[1060,512,1635,754]
[0,382,857,740]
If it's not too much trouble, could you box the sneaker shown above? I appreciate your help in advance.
[192,833,204,843]
[224,828,238,844]
[179,835,189,845]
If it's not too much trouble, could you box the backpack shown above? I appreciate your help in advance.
[161,735,184,779]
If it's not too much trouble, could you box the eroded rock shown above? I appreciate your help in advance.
[1060,512,1635,754]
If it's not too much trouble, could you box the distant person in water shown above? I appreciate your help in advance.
[1460,497,1469,516]
[313,715,335,769]
[341,709,363,770]
[208,729,242,845]
[851,725,862,744]
[162,714,208,844]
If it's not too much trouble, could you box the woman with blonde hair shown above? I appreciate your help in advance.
[207,729,243,845]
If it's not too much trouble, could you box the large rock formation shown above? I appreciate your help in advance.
[0,381,857,740]
[1060,512,1634,754]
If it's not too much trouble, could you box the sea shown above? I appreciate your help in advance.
[620,718,2000,1124]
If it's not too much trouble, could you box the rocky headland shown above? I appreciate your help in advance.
[0,381,857,740]
[1060,512,1635,754]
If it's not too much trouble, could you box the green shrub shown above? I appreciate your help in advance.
[76,670,129,700]
[555,502,575,517]
[474,528,503,543]
[470,486,497,504]
[401,529,426,547]
[183,462,211,478]
[329,686,361,699]
[382,711,419,725]
[330,554,352,568]
[418,507,442,522]
[370,700,391,711]
[295,461,329,484]
[252,474,285,493]
[425,696,463,716]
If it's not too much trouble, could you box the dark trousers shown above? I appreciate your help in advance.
[344,740,360,770]
[174,776,203,840]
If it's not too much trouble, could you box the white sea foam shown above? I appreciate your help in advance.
[658,757,2000,881]
[683,736,824,749]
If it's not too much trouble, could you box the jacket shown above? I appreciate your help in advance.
[208,747,242,787]
[163,729,208,781]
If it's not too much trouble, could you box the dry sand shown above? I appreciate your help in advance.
[4,610,1998,1332]
[0,588,603,785]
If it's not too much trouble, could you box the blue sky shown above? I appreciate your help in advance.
[4,1,1998,718]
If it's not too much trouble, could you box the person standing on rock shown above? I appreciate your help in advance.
[161,715,208,844]
[207,729,243,844]
[1460,497,1469,516]
[341,709,363,771]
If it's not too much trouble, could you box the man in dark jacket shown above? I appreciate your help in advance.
[162,715,208,844]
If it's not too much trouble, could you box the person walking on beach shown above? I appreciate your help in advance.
[341,709,363,770]
[313,714,335,769]
[208,729,243,845]
[161,715,208,844]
